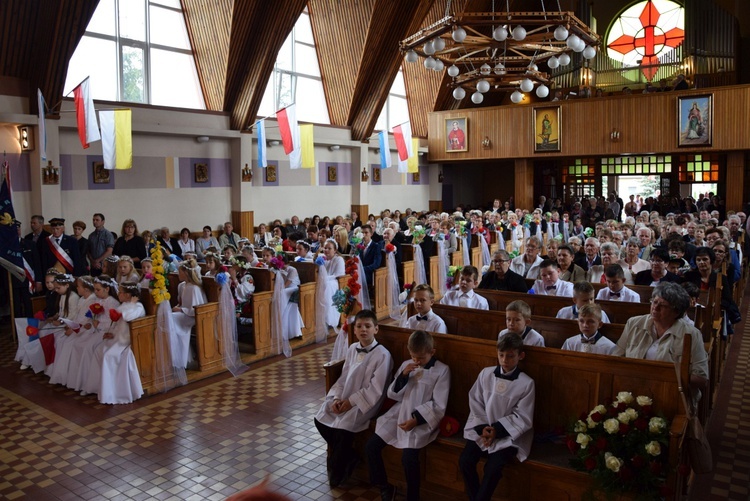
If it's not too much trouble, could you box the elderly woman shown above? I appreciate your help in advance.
[587,241,620,283]
[613,282,708,398]
[510,236,543,279]
[619,236,651,284]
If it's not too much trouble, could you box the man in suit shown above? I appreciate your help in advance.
[634,248,682,285]
[23,215,48,293]
[360,224,382,287]
[478,250,528,292]
[41,218,85,276]
[286,215,305,235]
[158,227,182,259]
[14,221,38,316]
[575,237,602,271]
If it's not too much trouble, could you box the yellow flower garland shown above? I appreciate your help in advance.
[150,240,171,305]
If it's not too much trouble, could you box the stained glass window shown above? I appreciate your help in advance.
[606,0,685,81]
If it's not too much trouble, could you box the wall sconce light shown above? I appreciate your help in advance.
[610,129,621,142]
[19,126,33,151]
[482,136,491,149]
[328,145,340,151]
[438,171,444,183]
[361,167,369,182]
[242,163,253,183]
[267,140,280,147]
[195,136,210,143]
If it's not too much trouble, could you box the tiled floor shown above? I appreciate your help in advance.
[1,293,748,500]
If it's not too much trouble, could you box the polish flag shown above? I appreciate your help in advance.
[72,77,101,149]
[393,122,412,173]
[276,104,301,169]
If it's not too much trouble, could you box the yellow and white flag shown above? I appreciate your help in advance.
[300,124,315,169]
[99,109,132,170]
[407,137,419,173]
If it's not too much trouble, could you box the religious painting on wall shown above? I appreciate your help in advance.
[92,161,110,184]
[445,117,467,152]
[372,166,381,184]
[678,95,712,147]
[412,171,420,183]
[327,165,337,183]
[533,106,561,152]
[194,163,209,183]
[265,165,277,183]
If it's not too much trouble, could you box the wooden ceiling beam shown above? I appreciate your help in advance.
[224,0,307,131]
[182,0,232,111]
[347,0,436,141]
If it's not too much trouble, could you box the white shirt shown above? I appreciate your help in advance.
[530,279,573,297]
[498,327,545,347]
[561,332,616,355]
[403,310,447,334]
[463,366,535,460]
[510,254,543,279]
[596,286,640,303]
[555,305,611,324]
[440,289,489,310]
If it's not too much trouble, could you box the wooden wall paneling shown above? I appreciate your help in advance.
[224,1,308,131]
[308,0,375,126]
[429,200,442,212]
[428,85,750,162]
[725,152,744,211]
[232,210,254,239]
[514,159,534,210]
[346,0,435,141]
[181,0,232,111]
[350,204,368,221]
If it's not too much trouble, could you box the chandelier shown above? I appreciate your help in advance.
[399,1,600,104]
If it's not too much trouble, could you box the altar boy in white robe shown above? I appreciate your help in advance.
[314,310,393,488]
[366,330,450,501]
[460,333,535,501]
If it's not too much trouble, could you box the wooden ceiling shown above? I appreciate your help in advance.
[0,0,99,113]
[1,0,593,139]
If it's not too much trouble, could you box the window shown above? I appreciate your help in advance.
[563,158,598,200]
[606,0,685,81]
[64,0,204,109]
[256,11,329,124]
[601,155,672,175]
[677,153,720,183]
[375,69,409,132]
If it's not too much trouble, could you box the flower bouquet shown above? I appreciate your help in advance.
[446,265,460,290]
[385,242,396,253]
[411,225,427,245]
[149,240,171,305]
[568,392,671,499]
[332,257,362,316]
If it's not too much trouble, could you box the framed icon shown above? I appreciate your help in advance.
[265,164,277,183]
[194,163,209,183]
[445,117,468,152]
[327,165,337,183]
[678,94,712,147]
[92,161,110,184]
[533,106,561,152]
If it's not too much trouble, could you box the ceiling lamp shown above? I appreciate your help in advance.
[399,5,600,105]
[536,84,549,98]
[510,90,524,103]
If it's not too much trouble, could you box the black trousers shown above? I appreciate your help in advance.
[314,418,356,484]
[366,433,421,501]
[458,440,517,501]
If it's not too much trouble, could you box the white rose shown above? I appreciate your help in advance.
[603,418,620,434]
[594,404,607,415]
[637,395,653,407]
[576,433,591,449]
[625,408,638,421]
[645,441,662,456]
[649,417,666,433]
[574,420,588,433]
[616,391,634,404]
[605,452,623,472]
[617,412,631,424]
[587,417,597,429]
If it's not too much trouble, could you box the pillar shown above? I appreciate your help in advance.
[726,152,745,212]
[514,158,534,210]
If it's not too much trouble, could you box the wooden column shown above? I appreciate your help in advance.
[351,205,368,220]
[726,152,745,212]
[232,210,254,239]
[514,159,534,210]
[429,200,443,213]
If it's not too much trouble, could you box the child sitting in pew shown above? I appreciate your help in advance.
[556,281,611,323]
[529,259,574,297]
[403,284,447,333]
[139,258,153,288]
[498,300,544,347]
[366,330,450,501]
[440,266,489,310]
[596,264,640,303]
[460,333,535,501]
[561,303,616,355]
[314,310,394,488]
[680,281,701,326]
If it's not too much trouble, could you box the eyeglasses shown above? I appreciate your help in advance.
[493,259,509,264]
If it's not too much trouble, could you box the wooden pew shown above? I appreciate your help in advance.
[475,289,650,324]
[246,268,275,359]
[289,261,321,345]
[426,303,625,348]
[325,325,689,500]
[401,244,415,288]
[192,276,224,374]
[470,234,482,269]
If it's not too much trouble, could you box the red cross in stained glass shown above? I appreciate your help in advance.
[607,0,684,81]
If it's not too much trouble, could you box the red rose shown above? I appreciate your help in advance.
[90,303,105,315]
[619,423,630,434]
[607,406,618,416]
[584,457,596,470]
[567,439,577,453]
[596,437,607,451]
[385,243,395,253]
[634,418,648,431]
[590,412,603,423]
[631,455,646,469]
[439,416,460,437]
[619,465,633,482]
[649,461,662,475]
[109,309,123,322]
[342,323,349,333]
